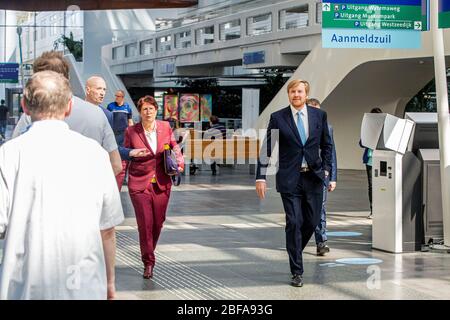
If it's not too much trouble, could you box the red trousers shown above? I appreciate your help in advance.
[129,183,170,267]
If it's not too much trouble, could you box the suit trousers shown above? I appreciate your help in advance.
[129,183,171,267]
[314,177,329,244]
[281,171,323,276]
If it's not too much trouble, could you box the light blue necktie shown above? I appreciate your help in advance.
[296,111,307,145]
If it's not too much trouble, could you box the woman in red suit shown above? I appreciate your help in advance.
[122,95,184,279]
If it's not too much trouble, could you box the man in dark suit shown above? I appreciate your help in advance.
[256,79,332,287]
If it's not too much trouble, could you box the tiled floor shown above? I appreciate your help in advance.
[114,166,450,300]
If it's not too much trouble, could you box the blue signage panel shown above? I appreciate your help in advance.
[439,0,450,28]
[0,63,19,84]
[322,0,423,48]
[243,51,265,65]
[322,28,421,48]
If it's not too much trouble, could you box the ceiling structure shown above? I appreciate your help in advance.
[0,0,198,11]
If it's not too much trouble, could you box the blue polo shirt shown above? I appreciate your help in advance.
[107,102,132,134]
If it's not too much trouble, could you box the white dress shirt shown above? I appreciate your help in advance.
[290,104,308,168]
[0,120,124,299]
[144,122,157,153]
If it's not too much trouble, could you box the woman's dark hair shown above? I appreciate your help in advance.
[370,107,383,113]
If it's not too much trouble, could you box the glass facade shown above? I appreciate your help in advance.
[125,43,137,58]
[175,30,192,48]
[279,5,309,30]
[140,39,153,55]
[195,26,214,45]
[219,19,241,41]
[157,35,172,52]
[247,13,272,36]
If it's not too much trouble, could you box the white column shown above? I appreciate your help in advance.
[0,10,18,100]
[430,0,450,246]
[242,88,260,137]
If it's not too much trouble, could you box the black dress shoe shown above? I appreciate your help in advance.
[291,274,303,287]
[316,243,330,256]
[143,266,153,279]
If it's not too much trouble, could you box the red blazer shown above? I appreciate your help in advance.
[123,120,184,192]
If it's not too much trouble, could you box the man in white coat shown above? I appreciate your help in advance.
[0,70,124,299]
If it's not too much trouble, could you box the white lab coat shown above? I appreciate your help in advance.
[0,120,124,300]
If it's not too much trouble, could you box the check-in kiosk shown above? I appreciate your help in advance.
[361,112,442,253]
[361,114,420,253]
[405,113,442,244]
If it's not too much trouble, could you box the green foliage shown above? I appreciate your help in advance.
[54,32,83,61]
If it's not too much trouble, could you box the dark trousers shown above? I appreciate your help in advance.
[129,183,171,268]
[210,162,217,173]
[115,132,125,147]
[0,120,6,137]
[365,165,373,213]
[281,171,323,276]
[314,178,329,244]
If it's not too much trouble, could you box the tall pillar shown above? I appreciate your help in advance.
[0,10,18,100]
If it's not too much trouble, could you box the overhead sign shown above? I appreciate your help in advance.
[243,51,265,65]
[322,28,421,48]
[322,0,422,49]
[0,63,19,84]
[322,0,423,30]
[439,0,450,28]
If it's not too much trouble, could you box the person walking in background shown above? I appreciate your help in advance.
[256,79,332,287]
[85,76,112,125]
[307,98,337,256]
[204,115,226,176]
[107,90,134,146]
[0,71,124,299]
[0,99,8,141]
[85,76,149,171]
[360,107,383,219]
[121,95,184,279]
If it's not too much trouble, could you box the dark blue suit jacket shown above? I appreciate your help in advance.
[256,105,333,193]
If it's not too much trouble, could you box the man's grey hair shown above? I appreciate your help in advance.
[23,70,72,117]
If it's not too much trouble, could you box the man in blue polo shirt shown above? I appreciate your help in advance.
[107,90,133,146]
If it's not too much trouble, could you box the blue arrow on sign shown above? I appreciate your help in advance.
[335,13,340,18]
[342,4,347,10]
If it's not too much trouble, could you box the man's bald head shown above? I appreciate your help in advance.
[23,71,72,120]
[85,76,107,105]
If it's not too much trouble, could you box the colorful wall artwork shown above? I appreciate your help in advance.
[163,94,179,121]
[200,94,213,122]
[179,94,200,122]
